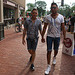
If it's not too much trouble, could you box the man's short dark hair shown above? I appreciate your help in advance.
[51,2,58,7]
[31,8,37,13]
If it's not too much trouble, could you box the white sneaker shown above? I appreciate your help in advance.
[53,57,56,65]
[45,65,51,74]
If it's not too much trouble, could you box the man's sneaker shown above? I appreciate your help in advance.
[30,64,35,71]
[45,65,51,75]
[52,57,56,65]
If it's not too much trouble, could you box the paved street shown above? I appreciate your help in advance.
[0,27,75,75]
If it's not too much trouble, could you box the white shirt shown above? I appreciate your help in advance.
[44,14,64,37]
[19,17,22,24]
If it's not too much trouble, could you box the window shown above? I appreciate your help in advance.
[4,8,15,19]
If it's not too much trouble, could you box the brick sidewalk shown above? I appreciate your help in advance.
[0,27,75,75]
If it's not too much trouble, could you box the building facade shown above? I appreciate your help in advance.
[0,0,26,41]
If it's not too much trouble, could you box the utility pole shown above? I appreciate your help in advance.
[53,0,54,2]
[35,0,36,7]
[61,0,64,6]
[57,2,61,7]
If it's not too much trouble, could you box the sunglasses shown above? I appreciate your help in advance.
[51,7,56,9]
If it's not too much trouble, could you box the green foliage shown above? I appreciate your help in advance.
[58,3,75,18]
[26,1,47,17]
[35,1,47,10]
[26,2,75,18]
[36,1,47,17]
[26,3,35,16]
[27,3,35,10]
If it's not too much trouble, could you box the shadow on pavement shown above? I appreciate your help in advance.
[49,64,55,75]
[19,63,34,75]
[19,65,31,75]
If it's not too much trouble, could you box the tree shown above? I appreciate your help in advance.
[58,3,75,18]
[71,3,75,16]
[26,3,35,16]
[72,3,75,7]
[35,1,47,17]
[59,4,71,17]
[27,3,35,10]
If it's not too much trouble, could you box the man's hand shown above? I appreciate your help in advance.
[63,39,66,44]
[41,37,45,43]
[22,39,26,45]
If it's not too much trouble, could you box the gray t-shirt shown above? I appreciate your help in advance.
[24,18,42,39]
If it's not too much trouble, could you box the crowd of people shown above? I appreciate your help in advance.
[64,15,75,32]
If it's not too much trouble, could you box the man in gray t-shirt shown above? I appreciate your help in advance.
[22,8,42,71]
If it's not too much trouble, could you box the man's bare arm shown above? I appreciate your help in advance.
[61,23,66,39]
[22,28,27,45]
[42,23,48,37]
[23,28,26,39]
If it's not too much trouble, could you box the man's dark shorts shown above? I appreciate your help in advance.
[26,38,38,51]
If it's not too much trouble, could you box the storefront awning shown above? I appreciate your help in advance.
[3,0,17,9]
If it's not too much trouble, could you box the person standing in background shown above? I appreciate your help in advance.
[19,15,22,32]
[70,14,75,32]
